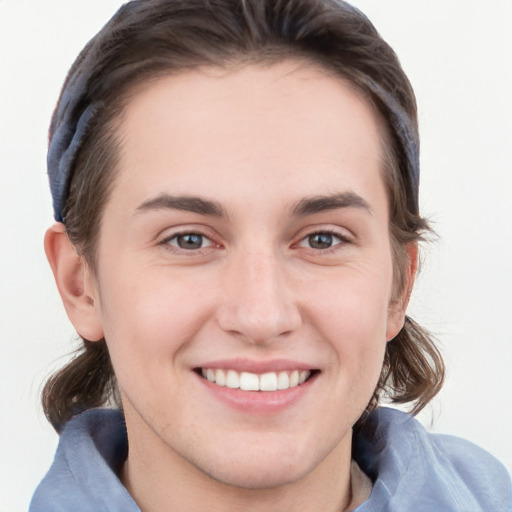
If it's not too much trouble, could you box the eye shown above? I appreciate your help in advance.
[165,232,214,250]
[299,231,346,250]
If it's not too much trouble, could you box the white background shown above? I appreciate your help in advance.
[1,1,511,510]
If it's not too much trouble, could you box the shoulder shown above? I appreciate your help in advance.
[30,409,137,512]
[354,407,512,512]
[428,431,512,509]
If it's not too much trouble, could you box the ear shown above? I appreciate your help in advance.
[44,223,104,342]
[386,241,418,341]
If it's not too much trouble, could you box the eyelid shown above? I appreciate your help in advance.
[293,225,355,254]
[166,233,214,249]
[298,230,341,247]
[157,225,222,253]
[295,224,354,242]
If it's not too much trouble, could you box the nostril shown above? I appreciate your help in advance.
[215,302,302,345]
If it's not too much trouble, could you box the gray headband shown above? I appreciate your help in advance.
[47,2,136,223]
[47,91,99,223]
[47,3,420,222]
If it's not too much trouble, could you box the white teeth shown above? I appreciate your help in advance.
[200,368,312,391]
[277,371,289,390]
[225,370,240,389]
[260,372,278,391]
[240,372,259,391]
[215,369,226,386]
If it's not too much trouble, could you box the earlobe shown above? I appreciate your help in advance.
[44,223,104,342]
[386,242,418,341]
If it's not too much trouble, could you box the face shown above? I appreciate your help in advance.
[85,62,408,489]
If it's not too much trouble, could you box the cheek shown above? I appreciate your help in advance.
[330,287,389,376]
[304,260,393,335]
[301,262,392,382]
[96,269,212,387]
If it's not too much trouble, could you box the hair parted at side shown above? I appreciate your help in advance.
[43,0,444,432]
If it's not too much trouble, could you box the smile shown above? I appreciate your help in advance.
[200,368,312,392]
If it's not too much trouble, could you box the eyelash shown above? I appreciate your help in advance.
[296,229,352,252]
[159,228,352,255]
[160,231,216,252]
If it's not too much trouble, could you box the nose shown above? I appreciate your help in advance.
[215,249,302,345]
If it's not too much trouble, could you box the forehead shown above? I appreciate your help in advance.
[112,61,387,213]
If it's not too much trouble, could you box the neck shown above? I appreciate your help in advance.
[121,411,356,512]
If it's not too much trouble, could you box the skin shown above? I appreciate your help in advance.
[46,61,415,512]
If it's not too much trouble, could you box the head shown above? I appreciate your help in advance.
[43,0,444,487]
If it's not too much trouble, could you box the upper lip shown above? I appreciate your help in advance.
[195,358,317,374]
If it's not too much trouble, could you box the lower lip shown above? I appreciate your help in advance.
[196,372,317,414]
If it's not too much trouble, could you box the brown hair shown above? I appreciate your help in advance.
[43,0,444,432]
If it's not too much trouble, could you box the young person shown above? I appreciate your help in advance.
[30,0,511,510]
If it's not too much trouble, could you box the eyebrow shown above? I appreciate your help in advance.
[135,191,371,218]
[136,194,227,217]
[290,192,372,217]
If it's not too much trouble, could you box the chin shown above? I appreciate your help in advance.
[187,433,338,491]
[201,457,310,491]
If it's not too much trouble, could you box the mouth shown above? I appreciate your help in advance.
[196,368,317,392]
